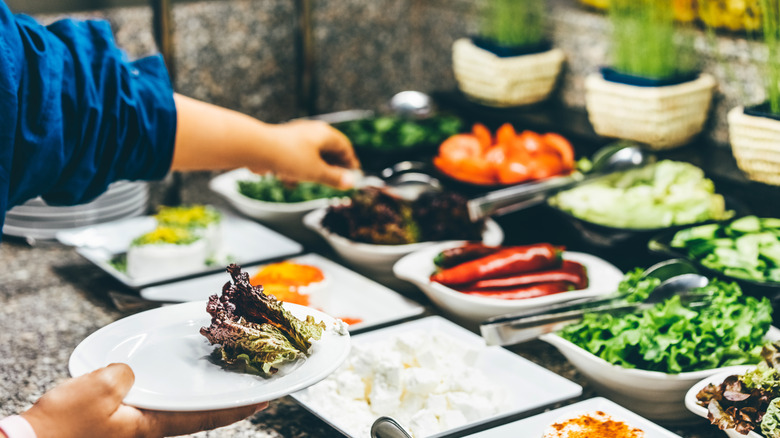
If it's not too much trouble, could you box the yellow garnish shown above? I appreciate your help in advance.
[132,226,200,246]
[155,205,221,228]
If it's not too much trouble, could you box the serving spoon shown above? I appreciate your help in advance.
[466,142,655,221]
[371,416,413,438]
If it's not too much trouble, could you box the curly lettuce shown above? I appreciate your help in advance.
[200,264,326,376]
[559,275,772,374]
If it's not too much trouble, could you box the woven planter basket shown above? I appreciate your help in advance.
[729,106,780,186]
[584,72,716,150]
[452,38,565,107]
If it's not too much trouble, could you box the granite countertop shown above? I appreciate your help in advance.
[0,181,726,438]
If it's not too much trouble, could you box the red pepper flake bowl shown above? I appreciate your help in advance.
[393,242,623,323]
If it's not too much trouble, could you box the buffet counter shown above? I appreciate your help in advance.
[0,183,726,438]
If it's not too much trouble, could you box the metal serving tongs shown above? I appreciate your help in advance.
[479,259,711,346]
[466,141,655,221]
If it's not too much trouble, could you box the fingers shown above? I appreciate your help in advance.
[318,165,356,190]
[321,128,361,170]
[143,402,268,437]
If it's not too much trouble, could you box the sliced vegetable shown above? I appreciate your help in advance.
[433,243,502,269]
[430,243,561,286]
[466,260,588,290]
[459,281,573,300]
[434,123,575,186]
[671,216,780,283]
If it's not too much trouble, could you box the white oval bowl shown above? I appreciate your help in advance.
[393,241,623,322]
[685,365,761,438]
[209,168,342,224]
[303,208,504,276]
[541,327,780,424]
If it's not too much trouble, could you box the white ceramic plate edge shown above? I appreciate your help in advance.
[138,253,426,332]
[540,326,780,382]
[465,397,682,437]
[69,301,350,411]
[303,207,504,255]
[209,168,340,214]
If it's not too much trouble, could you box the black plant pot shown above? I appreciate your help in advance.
[600,66,700,87]
[470,36,552,58]
[744,102,780,121]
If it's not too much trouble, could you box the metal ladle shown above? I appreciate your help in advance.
[466,142,654,221]
[388,91,434,119]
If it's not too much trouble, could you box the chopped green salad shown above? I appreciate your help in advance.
[333,115,463,150]
[671,216,780,283]
[549,160,734,229]
[237,175,351,203]
[559,268,772,374]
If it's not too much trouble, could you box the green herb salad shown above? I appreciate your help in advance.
[237,175,351,203]
[559,268,773,374]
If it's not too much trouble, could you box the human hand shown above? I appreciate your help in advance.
[21,363,267,438]
[260,120,360,189]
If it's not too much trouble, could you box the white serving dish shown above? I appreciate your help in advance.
[465,397,681,437]
[139,253,425,332]
[541,327,780,424]
[291,315,582,438]
[393,242,623,322]
[69,301,350,411]
[303,208,503,276]
[210,168,342,224]
[685,365,761,438]
[56,212,303,288]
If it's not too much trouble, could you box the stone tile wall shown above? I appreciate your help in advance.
[30,0,772,182]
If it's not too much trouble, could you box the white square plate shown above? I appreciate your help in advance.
[56,213,303,288]
[464,397,681,437]
[291,315,582,438]
[139,253,426,331]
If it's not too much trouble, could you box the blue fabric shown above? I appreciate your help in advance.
[0,2,177,233]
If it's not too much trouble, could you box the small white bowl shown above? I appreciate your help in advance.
[209,168,341,225]
[685,365,760,438]
[393,242,623,322]
[303,208,504,276]
[541,327,780,424]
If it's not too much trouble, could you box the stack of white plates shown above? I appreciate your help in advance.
[4,181,149,240]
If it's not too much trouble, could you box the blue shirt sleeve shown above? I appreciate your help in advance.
[0,2,177,232]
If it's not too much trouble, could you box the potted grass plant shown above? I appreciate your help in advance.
[585,0,717,150]
[728,0,780,186]
[452,0,565,107]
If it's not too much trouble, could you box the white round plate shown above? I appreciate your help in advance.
[69,301,350,411]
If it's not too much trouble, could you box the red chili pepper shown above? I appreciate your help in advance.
[458,281,573,300]
[430,243,561,286]
[467,260,588,290]
[433,243,501,269]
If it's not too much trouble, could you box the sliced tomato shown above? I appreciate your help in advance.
[543,132,575,170]
[484,144,507,167]
[434,156,496,185]
[438,134,482,162]
[519,130,549,155]
[529,152,564,180]
[496,123,518,147]
[472,123,493,151]
[496,159,532,184]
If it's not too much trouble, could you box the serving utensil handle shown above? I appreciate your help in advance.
[479,302,641,346]
[466,172,584,221]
